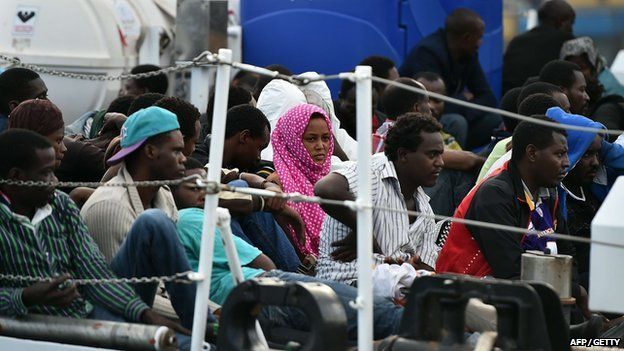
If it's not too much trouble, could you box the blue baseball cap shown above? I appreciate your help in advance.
[107,106,180,165]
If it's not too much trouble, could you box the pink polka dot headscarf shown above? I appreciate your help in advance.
[272,103,334,256]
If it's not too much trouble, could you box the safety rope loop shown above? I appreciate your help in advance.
[370,76,624,136]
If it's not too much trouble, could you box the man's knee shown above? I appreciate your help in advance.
[132,209,178,241]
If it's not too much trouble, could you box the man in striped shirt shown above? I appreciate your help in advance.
[315,114,443,285]
[0,129,200,345]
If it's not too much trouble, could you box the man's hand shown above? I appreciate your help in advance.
[331,231,382,262]
[141,309,191,336]
[276,207,306,246]
[21,274,80,308]
[263,183,286,213]
[384,255,434,271]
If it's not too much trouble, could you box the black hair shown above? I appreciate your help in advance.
[0,129,52,177]
[0,68,41,115]
[127,93,165,116]
[129,64,169,94]
[338,72,356,100]
[518,93,561,117]
[517,82,563,109]
[379,78,427,119]
[184,157,204,170]
[106,95,134,115]
[384,113,442,161]
[359,55,397,93]
[254,64,293,100]
[232,70,260,93]
[205,86,253,130]
[538,0,575,25]
[155,97,200,140]
[539,60,582,90]
[499,87,523,132]
[445,8,483,39]
[224,105,270,139]
[413,71,442,82]
[511,115,567,162]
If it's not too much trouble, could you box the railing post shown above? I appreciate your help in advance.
[190,48,232,351]
[354,65,373,351]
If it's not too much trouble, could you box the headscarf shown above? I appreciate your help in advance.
[8,99,64,135]
[560,36,605,73]
[272,103,334,256]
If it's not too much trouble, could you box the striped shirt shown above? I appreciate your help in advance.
[316,153,440,284]
[0,191,148,321]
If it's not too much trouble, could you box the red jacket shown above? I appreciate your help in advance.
[436,161,572,279]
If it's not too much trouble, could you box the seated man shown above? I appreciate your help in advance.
[193,104,301,271]
[0,129,210,349]
[81,106,186,261]
[561,131,602,290]
[414,71,468,148]
[399,8,500,148]
[477,83,571,182]
[171,159,403,341]
[0,67,48,132]
[315,114,442,285]
[122,64,169,97]
[375,78,483,216]
[437,116,573,278]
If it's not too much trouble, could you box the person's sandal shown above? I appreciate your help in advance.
[297,255,317,276]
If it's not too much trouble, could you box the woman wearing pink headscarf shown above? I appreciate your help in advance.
[268,103,333,266]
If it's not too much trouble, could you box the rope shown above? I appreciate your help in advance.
[371,76,624,136]
[0,175,621,250]
[216,182,624,250]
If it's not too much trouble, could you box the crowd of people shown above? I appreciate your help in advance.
[1,0,624,349]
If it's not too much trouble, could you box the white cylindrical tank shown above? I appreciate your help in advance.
[0,0,175,123]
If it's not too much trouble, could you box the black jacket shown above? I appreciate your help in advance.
[399,29,497,122]
[503,25,574,93]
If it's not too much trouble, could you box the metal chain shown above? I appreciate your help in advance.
[0,51,218,81]
[0,271,203,286]
[0,174,205,188]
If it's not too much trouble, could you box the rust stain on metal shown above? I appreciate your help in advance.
[92,322,103,330]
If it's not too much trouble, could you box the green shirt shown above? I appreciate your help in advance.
[0,191,148,321]
[176,208,264,305]
[477,136,512,182]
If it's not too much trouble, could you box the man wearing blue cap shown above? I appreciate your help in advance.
[81,107,215,334]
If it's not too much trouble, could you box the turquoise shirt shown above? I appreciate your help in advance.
[176,208,264,305]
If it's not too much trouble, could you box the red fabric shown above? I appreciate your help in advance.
[435,163,509,277]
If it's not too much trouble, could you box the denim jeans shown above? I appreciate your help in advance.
[110,209,217,329]
[228,180,301,272]
[262,270,403,342]
[440,113,469,148]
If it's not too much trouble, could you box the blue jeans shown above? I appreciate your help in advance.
[440,113,468,148]
[262,270,403,342]
[88,304,193,351]
[110,209,217,329]
[228,180,301,272]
